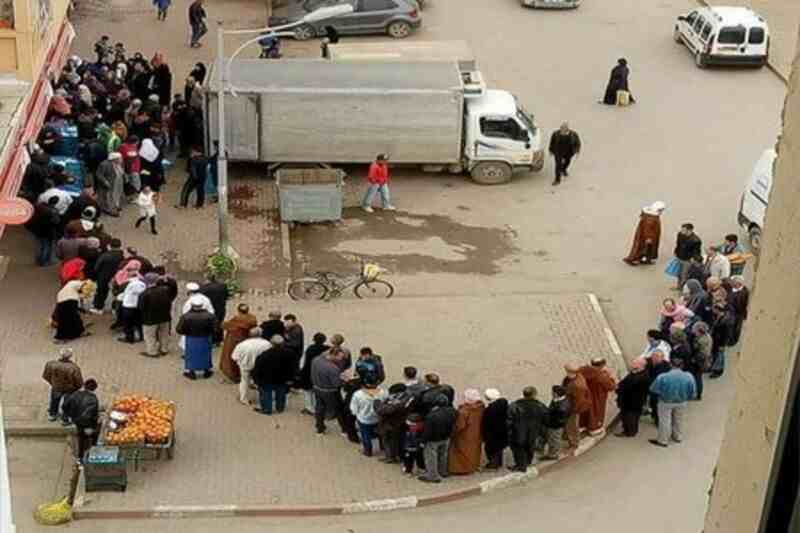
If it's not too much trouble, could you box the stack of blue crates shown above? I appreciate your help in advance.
[50,156,85,196]
[52,123,80,158]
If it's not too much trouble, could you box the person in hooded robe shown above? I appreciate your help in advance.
[176,296,217,380]
[52,280,96,342]
[95,152,125,216]
[219,303,258,383]
[602,58,635,105]
[623,201,665,266]
[151,53,173,107]
[179,282,214,351]
[447,388,485,475]
[481,388,509,469]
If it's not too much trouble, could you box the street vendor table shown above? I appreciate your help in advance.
[97,418,176,472]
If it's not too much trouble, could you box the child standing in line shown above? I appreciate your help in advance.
[135,186,158,235]
[402,413,425,475]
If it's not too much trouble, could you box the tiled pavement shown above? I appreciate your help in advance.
[0,240,623,508]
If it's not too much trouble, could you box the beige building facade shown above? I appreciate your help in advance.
[703,27,800,533]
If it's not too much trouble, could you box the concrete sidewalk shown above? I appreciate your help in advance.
[0,240,623,511]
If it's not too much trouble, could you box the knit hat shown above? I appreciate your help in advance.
[484,388,501,402]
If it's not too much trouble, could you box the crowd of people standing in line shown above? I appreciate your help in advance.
[21,39,217,271]
[619,210,752,447]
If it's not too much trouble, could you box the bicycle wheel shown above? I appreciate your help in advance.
[354,279,394,299]
[288,279,328,301]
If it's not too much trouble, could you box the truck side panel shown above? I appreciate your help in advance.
[207,93,260,161]
[259,90,464,164]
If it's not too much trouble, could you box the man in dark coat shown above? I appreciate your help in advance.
[188,0,208,48]
[674,223,703,290]
[91,238,124,313]
[414,373,455,416]
[419,395,457,483]
[21,150,51,201]
[548,122,581,185]
[646,349,672,425]
[259,311,285,341]
[602,58,634,105]
[251,335,295,415]
[481,389,509,469]
[139,272,178,357]
[615,359,651,437]
[376,383,411,463]
[728,276,750,345]
[175,300,217,380]
[542,385,571,460]
[507,386,548,472]
[283,313,304,377]
[62,378,100,462]
[200,275,229,344]
[26,196,61,267]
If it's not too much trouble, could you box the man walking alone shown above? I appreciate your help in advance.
[548,122,581,186]
[362,154,396,213]
[188,0,207,48]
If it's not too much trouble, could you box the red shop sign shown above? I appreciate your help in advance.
[0,197,34,225]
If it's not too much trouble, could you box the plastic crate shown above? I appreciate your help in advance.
[276,169,344,223]
[50,156,85,196]
[52,124,80,157]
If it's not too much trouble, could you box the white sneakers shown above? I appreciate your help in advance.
[88,308,104,315]
[362,205,396,213]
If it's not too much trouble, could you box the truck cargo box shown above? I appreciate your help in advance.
[206,59,465,165]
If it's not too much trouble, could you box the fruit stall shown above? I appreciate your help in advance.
[98,394,176,471]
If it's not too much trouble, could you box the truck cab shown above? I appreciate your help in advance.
[463,90,543,184]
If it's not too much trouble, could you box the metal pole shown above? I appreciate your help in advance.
[216,21,230,256]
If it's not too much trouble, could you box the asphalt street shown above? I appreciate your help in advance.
[6,0,792,530]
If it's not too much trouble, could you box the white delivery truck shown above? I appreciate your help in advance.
[738,147,776,253]
[204,59,543,184]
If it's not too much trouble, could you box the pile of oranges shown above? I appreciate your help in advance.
[106,395,176,446]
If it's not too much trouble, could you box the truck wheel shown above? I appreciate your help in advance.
[294,24,316,41]
[531,156,544,172]
[673,27,683,44]
[470,162,513,185]
[387,21,412,38]
[695,52,706,69]
[748,226,763,255]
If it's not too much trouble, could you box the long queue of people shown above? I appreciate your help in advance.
[615,222,752,448]
[21,40,215,270]
[216,312,622,482]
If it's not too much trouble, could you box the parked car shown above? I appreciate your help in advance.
[269,0,422,40]
[673,6,769,68]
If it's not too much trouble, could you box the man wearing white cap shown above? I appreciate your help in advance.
[175,298,217,380]
[481,388,508,469]
[179,283,214,352]
[232,327,271,405]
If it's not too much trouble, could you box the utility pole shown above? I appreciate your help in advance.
[216,20,230,256]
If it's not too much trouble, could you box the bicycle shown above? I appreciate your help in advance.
[287,263,395,301]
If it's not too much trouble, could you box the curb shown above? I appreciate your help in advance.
[5,424,76,438]
[72,296,626,521]
[694,0,789,85]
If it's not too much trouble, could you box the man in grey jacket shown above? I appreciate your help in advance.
[311,349,348,435]
[95,152,125,216]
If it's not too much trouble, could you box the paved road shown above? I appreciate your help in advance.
[4,0,791,529]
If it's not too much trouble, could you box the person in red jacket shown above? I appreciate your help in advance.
[119,135,142,198]
[362,153,396,213]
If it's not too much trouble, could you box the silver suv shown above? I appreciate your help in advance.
[270,0,422,40]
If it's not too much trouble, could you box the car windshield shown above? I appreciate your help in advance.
[302,0,352,13]
[516,107,536,135]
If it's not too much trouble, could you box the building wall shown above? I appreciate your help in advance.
[0,0,70,81]
[703,27,800,533]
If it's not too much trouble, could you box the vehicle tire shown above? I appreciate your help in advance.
[531,156,544,172]
[387,21,412,39]
[673,27,683,44]
[354,279,394,299]
[287,279,327,300]
[748,225,763,255]
[695,52,706,69]
[470,161,513,185]
[294,24,316,41]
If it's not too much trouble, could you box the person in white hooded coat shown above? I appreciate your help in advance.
[139,138,164,192]
[179,284,214,351]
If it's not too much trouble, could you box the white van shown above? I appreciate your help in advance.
[673,6,769,68]
[738,148,776,253]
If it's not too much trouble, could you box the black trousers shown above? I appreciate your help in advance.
[554,154,573,181]
[383,429,403,460]
[620,409,641,436]
[121,307,143,342]
[510,444,534,469]
[314,390,347,434]
[180,177,205,207]
[93,281,110,310]
[692,369,704,400]
[402,449,425,473]
[485,446,504,467]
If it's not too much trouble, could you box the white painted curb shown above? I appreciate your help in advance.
[342,496,419,514]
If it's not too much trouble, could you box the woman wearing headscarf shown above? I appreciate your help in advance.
[658,297,694,335]
[728,276,750,345]
[448,388,485,475]
[49,95,72,119]
[623,201,665,265]
[138,138,164,191]
[682,279,711,323]
[190,62,207,85]
[602,58,635,105]
[52,280,95,342]
[480,388,508,470]
[77,84,93,111]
